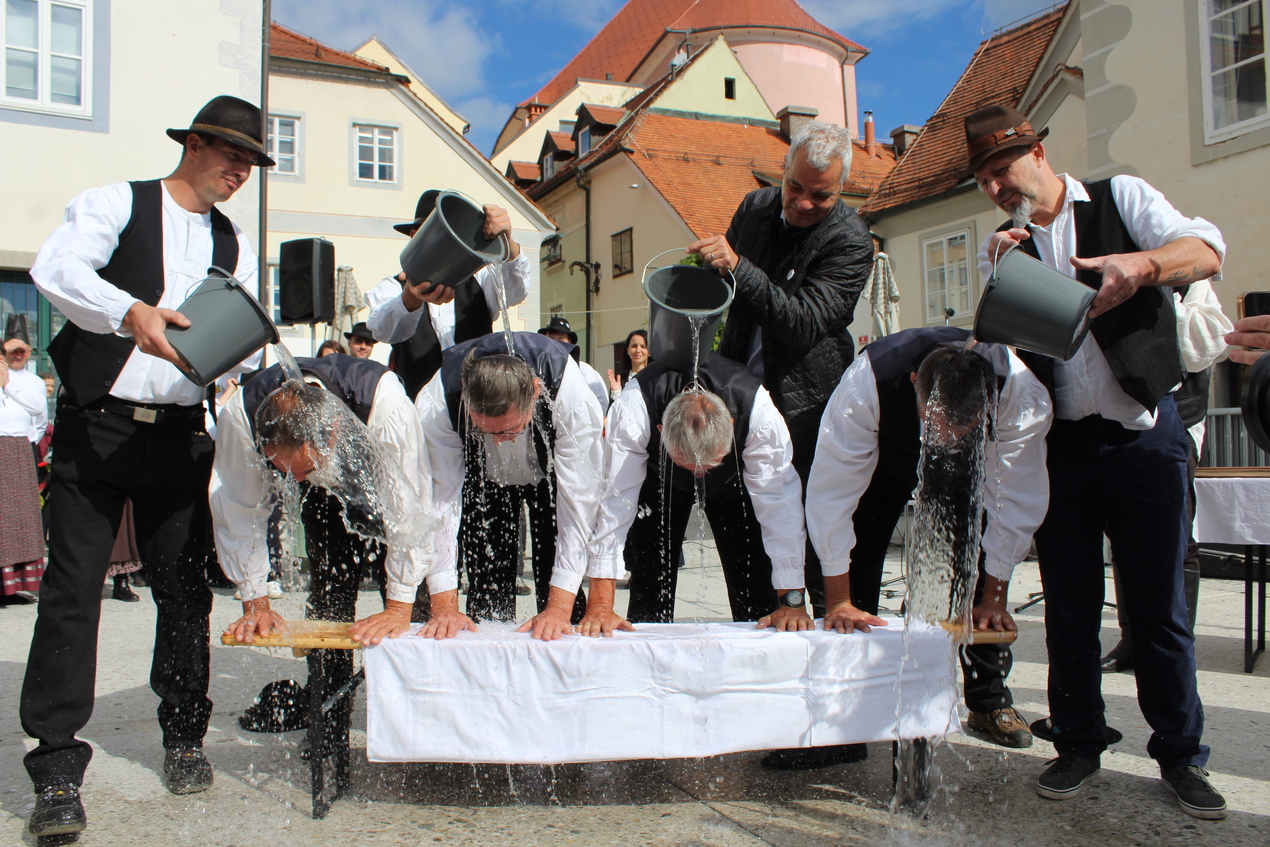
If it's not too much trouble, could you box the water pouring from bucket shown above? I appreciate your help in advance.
[642,248,734,382]
[163,266,280,386]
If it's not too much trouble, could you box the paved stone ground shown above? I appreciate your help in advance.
[1,528,1267,846]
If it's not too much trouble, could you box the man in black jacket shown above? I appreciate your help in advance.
[688,120,872,614]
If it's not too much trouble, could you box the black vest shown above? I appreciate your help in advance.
[240,354,390,437]
[635,354,761,500]
[47,180,239,407]
[391,277,493,400]
[866,327,1011,498]
[440,331,572,474]
[999,178,1182,413]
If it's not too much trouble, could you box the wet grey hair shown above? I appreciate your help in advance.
[461,352,537,418]
[662,390,733,468]
[914,345,997,432]
[255,379,333,450]
[784,121,852,185]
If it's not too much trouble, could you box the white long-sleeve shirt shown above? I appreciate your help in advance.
[977,174,1225,430]
[1175,279,1232,448]
[363,252,532,347]
[209,372,434,604]
[30,181,260,407]
[588,381,807,589]
[0,367,45,438]
[806,346,1053,583]
[416,356,603,595]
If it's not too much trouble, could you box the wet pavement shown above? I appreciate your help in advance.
[1,531,1267,846]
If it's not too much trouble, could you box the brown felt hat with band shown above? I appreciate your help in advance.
[961,104,1048,178]
[167,95,276,167]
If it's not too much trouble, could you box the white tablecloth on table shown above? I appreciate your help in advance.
[364,618,959,764]
[1193,477,1270,545]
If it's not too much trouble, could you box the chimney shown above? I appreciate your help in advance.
[777,105,818,142]
[889,124,921,157]
[863,110,876,157]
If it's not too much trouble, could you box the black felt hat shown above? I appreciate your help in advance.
[344,322,376,342]
[394,189,442,236]
[4,314,31,346]
[538,315,577,345]
[167,95,275,167]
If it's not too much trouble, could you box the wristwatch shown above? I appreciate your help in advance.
[777,589,806,608]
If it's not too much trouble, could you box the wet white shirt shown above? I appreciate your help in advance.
[1175,279,1232,449]
[30,181,260,406]
[577,360,609,412]
[0,367,45,439]
[588,381,807,590]
[976,174,1225,429]
[805,347,1052,583]
[209,372,434,604]
[416,357,604,595]
[363,252,532,347]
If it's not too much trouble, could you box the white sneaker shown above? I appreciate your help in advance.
[267,581,283,599]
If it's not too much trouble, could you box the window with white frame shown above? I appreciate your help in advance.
[541,151,555,180]
[3,0,90,114]
[354,124,396,182]
[267,115,299,175]
[578,125,591,156]
[922,230,971,324]
[1201,0,1269,142]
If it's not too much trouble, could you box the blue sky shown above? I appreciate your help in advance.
[271,0,1062,156]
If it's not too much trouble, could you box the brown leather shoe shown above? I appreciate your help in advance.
[967,707,1034,748]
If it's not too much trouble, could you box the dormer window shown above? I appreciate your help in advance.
[724,77,736,100]
[541,151,555,180]
[578,125,591,155]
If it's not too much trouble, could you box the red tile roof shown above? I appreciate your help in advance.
[269,23,393,74]
[669,0,865,54]
[546,131,575,154]
[525,0,861,107]
[844,140,897,198]
[507,161,541,181]
[860,4,1067,217]
[579,104,627,126]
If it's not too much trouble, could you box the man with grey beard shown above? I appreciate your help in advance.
[967,103,1227,818]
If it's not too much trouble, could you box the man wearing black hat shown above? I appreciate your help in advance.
[22,95,272,837]
[344,321,377,359]
[364,190,531,398]
[966,103,1227,818]
[539,315,607,410]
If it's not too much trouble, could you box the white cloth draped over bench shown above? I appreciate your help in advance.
[365,619,959,764]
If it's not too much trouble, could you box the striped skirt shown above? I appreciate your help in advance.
[0,435,45,594]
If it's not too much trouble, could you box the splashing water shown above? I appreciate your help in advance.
[687,313,706,386]
[488,255,515,355]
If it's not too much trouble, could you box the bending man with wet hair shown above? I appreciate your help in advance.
[783,327,1051,771]
[416,331,603,639]
[212,354,440,744]
[586,352,809,633]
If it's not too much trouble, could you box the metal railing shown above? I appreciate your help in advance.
[1201,407,1269,468]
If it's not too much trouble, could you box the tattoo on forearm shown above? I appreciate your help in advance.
[1164,265,1204,284]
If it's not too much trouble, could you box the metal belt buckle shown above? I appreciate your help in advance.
[132,407,158,424]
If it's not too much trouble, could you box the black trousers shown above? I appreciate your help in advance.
[847,474,1014,713]
[1037,396,1206,766]
[626,477,777,624]
[460,460,584,624]
[300,488,387,742]
[21,404,214,789]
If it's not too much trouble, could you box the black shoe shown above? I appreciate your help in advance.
[129,569,148,587]
[29,783,86,836]
[163,748,213,795]
[1036,755,1100,800]
[0,592,35,606]
[514,582,532,596]
[111,579,140,602]
[760,743,868,771]
[1160,765,1227,820]
[1100,648,1134,673]
[1029,717,1123,746]
[238,680,309,732]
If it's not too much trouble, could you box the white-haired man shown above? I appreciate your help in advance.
[687,120,872,618]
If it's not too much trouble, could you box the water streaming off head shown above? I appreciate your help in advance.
[254,373,439,595]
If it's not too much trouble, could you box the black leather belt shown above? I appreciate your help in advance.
[91,396,204,424]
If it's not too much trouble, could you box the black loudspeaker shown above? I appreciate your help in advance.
[278,237,335,325]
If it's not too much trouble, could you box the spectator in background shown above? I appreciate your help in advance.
[106,502,143,602]
[1,315,46,606]
[607,329,650,400]
[344,323,377,359]
[539,316,608,411]
[316,340,345,357]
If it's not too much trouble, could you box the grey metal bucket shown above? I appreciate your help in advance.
[643,254,734,371]
[399,191,509,289]
[165,270,280,386]
[973,244,1095,361]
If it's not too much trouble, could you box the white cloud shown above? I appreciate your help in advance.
[451,95,515,156]
[271,0,497,99]
[798,0,1065,41]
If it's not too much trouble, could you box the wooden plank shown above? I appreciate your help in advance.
[220,620,361,650]
[938,620,1019,644]
[1196,467,1270,478]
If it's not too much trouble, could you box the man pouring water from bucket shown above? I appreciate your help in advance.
[20,95,273,839]
[967,104,1227,818]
